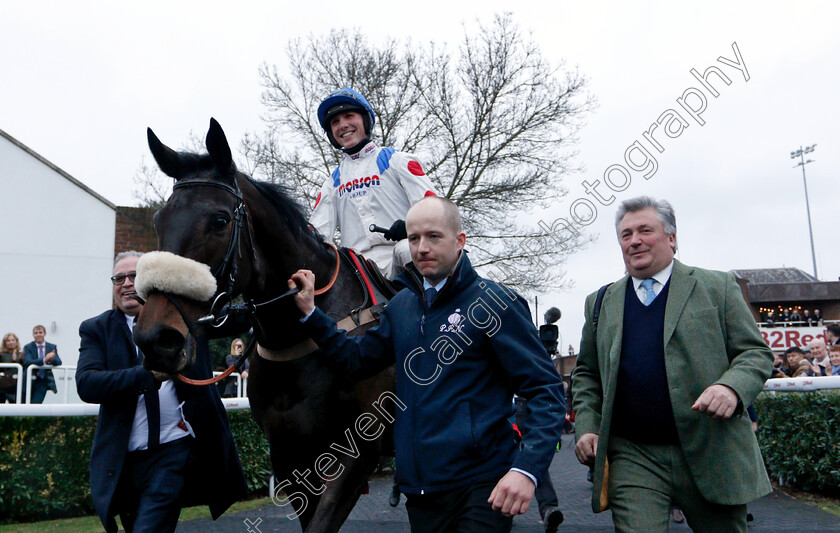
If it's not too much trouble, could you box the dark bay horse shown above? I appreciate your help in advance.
[133,119,396,532]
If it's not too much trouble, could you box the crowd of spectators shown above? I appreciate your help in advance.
[762,307,824,327]
[772,332,840,379]
[0,326,61,404]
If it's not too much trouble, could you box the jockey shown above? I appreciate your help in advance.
[310,87,438,279]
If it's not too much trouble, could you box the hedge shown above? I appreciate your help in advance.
[6,391,837,522]
[755,390,840,496]
[0,411,271,524]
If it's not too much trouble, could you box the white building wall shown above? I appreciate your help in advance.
[0,131,115,403]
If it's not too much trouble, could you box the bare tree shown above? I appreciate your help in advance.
[233,14,595,290]
[132,132,206,209]
[131,157,171,210]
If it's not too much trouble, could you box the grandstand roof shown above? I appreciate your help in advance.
[730,268,819,285]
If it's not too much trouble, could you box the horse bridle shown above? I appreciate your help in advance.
[172,178,248,301]
[162,175,340,385]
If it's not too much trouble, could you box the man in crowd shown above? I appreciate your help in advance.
[23,324,61,403]
[572,196,773,532]
[825,323,840,345]
[807,339,829,376]
[291,196,564,532]
[76,251,246,533]
[311,87,437,279]
[782,346,811,378]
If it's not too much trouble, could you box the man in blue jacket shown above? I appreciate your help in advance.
[290,196,564,532]
[22,324,61,403]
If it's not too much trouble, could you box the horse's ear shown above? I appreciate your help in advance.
[147,128,181,179]
[206,118,234,175]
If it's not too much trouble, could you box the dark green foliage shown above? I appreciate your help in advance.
[0,411,270,523]
[228,411,272,493]
[754,390,840,496]
[0,417,97,522]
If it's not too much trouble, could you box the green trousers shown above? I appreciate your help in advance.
[607,436,747,533]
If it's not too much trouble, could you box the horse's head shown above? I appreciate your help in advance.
[133,118,253,374]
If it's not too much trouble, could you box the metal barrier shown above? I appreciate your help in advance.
[213,371,248,398]
[0,365,248,406]
[0,396,250,417]
[0,362,24,404]
[24,364,76,403]
[763,375,840,392]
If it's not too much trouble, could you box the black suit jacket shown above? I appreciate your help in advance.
[76,308,247,531]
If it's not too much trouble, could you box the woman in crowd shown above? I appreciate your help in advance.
[0,332,23,403]
[220,338,249,398]
[828,345,840,376]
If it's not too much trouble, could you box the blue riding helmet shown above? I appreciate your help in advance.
[317,87,376,149]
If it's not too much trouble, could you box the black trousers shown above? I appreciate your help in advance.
[535,472,559,518]
[112,437,192,533]
[405,479,513,533]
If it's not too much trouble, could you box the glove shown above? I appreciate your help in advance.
[383,219,407,242]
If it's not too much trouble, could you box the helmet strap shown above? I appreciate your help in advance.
[341,136,372,155]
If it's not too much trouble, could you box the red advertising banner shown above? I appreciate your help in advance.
[760,326,827,350]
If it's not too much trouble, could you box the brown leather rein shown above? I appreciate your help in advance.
[175,243,343,386]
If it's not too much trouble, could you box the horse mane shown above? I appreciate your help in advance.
[170,147,333,263]
[243,175,334,262]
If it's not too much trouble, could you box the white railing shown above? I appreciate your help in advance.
[213,370,248,398]
[0,365,248,406]
[25,364,76,404]
[763,375,840,392]
[757,319,838,328]
[1,375,836,417]
[0,396,250,417]
[0,362,24,403]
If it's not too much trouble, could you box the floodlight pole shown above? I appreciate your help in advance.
[791,144,818,279]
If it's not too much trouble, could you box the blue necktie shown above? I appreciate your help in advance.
[640,278,656,306]
[425,287,437,307]
[37,345,46,379]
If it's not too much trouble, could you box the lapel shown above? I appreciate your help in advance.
[664,260,696,345]
[110,309,138,365]
[600,276,629,370]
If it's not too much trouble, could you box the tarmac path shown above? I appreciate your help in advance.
[180,434,840,532]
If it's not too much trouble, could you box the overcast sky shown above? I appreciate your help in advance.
[2,1,838,350]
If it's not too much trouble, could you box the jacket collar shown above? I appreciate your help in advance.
[396,250,477,304]
[345,140,377,160]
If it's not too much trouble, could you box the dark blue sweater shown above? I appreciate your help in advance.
[303,252,564,494]
[611,279,679,444]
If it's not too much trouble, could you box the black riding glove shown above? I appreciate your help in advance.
[383,219,407,241]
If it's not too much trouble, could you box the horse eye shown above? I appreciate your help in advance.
[210,216,230,231]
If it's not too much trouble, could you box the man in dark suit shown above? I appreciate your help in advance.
[76,251,247,533]
[572,196,773,532]
[825,323,840,346]
[23,324,61,403]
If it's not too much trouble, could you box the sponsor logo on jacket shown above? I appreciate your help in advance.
[338,175,381,198]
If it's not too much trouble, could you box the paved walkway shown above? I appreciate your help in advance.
[181,434,840,532]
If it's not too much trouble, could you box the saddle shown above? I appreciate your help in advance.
[340,248,399,306]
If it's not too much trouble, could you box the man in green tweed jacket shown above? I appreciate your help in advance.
[572,196,773,532]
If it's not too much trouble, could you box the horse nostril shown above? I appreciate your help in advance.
[138,326,185,362]
[155,328,186,358]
